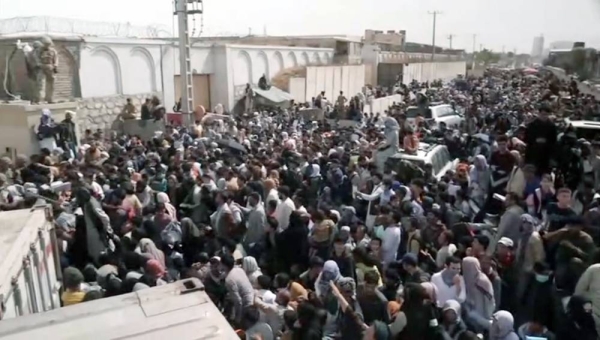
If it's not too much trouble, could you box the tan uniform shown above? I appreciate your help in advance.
[37,47,58,103]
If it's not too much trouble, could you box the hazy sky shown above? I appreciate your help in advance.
[2,0,600,53]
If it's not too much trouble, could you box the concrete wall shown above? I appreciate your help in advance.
[75,92,160,133]
[368,94,403,114]
[304,64,365,103]
[289,77,306,103]
[402,61,466,83]
[0,102,78,156]
[226,45,333,109]
[172,44,333,111]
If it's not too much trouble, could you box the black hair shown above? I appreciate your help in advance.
[474,234,490,250]
[220,254,235,271]
[275,273,291,289]
[364,269,380,285]
[278,185,291,198]
[257,275,272,290]
[82,290,103,302]
[242,306,260,326]
[445,256,461,266]
[309,256,325,269]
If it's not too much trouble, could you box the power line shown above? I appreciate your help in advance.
[428,11,442,60]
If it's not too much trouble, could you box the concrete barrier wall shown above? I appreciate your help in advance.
[368,94,403,114]
[289,77,307,103]
[0,102,79,156]
[403,61,467,83]
[304,65,365,102]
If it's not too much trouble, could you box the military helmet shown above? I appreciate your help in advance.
[32,41,43,48]
[40,36,53,47]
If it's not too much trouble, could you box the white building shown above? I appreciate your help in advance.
[0,28,333,133]
[531,35,545,58]
[76,37,333,112]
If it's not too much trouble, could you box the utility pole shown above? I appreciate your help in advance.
[447,34,456,49]
[428,11,442,60]
[174,0,203,125]
[472,34,477,53]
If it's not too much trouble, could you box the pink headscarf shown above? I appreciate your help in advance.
[157,192,177,219]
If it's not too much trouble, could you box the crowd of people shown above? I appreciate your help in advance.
[3,66,600,340]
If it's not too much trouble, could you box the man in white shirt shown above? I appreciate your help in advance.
[381,212,402,267]
[356,174,385,229]
[275,186,295,233]
[430,256,466,307]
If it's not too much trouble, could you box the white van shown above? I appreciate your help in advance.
[0,278,238,340]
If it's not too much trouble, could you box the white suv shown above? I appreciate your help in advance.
[405,104,463,129]
[385,143,459,181]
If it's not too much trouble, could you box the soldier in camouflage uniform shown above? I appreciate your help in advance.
[24,41,43,103]
[37,36,58,104]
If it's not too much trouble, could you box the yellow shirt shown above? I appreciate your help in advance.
[61,290,85,306]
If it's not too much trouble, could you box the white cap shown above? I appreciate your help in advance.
[498,237,514,248]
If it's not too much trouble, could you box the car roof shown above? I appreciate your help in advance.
[567,120,600,130]
[389,143,446,162]
[406,104,450,110]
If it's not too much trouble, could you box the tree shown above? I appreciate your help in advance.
[475,49,501,65]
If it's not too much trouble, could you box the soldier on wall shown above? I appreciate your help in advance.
[36,36,59,104]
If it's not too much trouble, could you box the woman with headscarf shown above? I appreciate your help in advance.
[314,260,341,299]
[242,256,262,287]
[137,259,168,288]
[489,311,519,340]
[421,282,440,308]
[469,155,490,206]
[558,295,598,340]
[139,238,166,269]
[462,256,495,333]
[441,300,467,340]
[157,192,177,219]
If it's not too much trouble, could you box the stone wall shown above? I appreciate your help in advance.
[75,92,161,132]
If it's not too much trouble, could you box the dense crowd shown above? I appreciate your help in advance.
[2,66,600,340]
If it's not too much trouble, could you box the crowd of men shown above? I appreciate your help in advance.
[2,66,600,340]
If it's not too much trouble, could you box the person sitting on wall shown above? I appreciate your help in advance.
[258,74,270,91]
[120,98,137,120]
